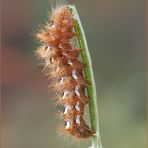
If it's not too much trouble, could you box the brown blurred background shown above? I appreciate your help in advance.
[1,0,147,148]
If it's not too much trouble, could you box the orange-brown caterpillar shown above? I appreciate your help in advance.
[35,5,94,138]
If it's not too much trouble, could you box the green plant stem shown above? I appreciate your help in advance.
[69,5,102,148]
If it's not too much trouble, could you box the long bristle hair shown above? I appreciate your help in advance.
[35,4,94,139]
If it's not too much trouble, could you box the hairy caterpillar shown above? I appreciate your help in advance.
[35,5,94,138]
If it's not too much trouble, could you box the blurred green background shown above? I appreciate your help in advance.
[2,0,147,148]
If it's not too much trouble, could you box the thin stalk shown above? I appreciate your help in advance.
[69,5,102,148]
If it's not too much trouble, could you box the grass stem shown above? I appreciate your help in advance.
[69,5,102,148]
